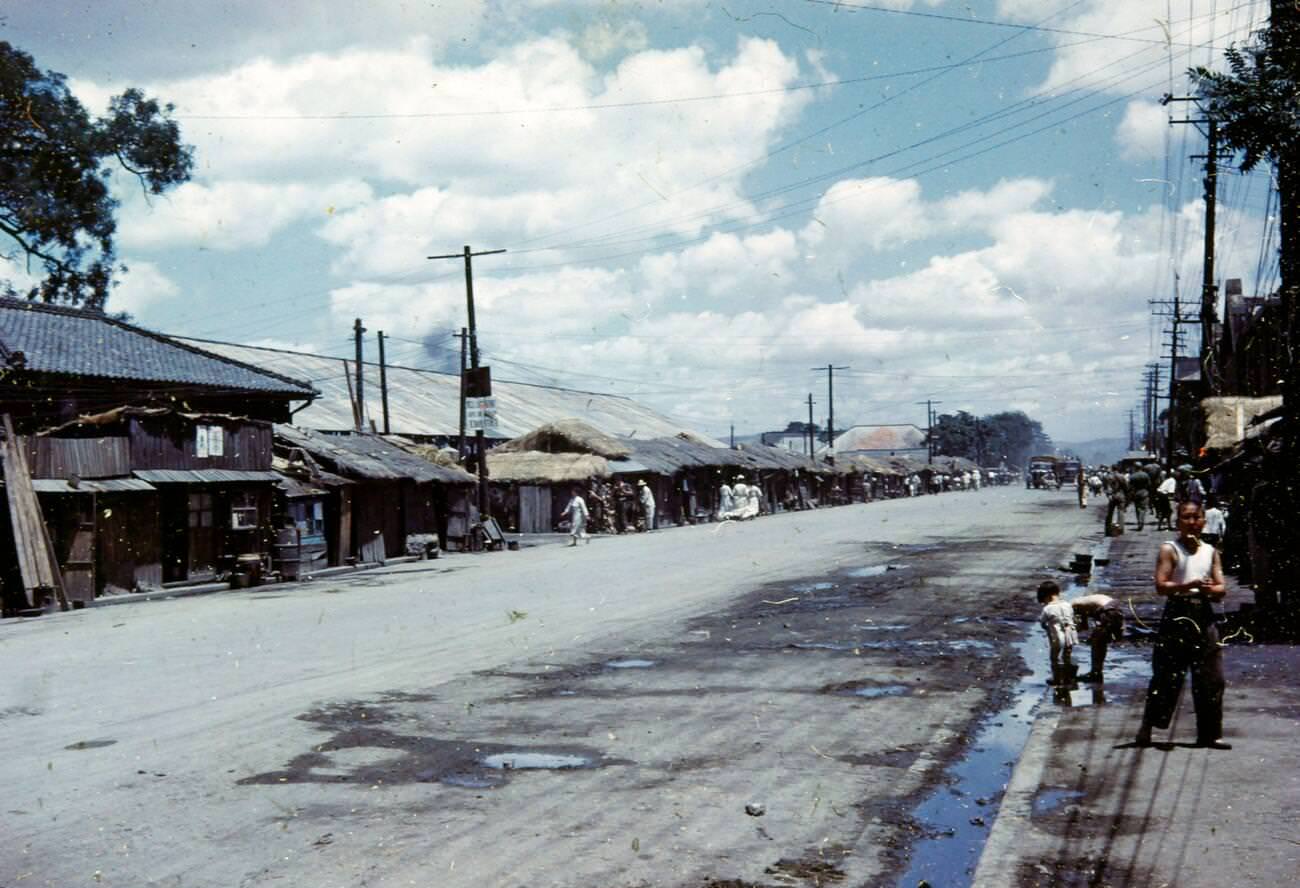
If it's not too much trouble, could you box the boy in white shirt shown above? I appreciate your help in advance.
[1037,580,1078,688]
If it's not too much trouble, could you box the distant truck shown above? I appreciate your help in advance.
[1026,455,1059,489]
[1056,459,1082,484]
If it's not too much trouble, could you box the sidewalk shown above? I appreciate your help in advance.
[973,523,1300,886]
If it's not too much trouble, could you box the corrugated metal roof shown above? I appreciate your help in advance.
[181,338,710,441]
[134,469,282,484]
[275,425,475,484]
[32,478,156,493]
[0,299,315,397]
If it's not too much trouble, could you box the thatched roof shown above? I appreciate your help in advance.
[735,443,831,475]
[275,424,475,484]
[1202,396,1284,450]
[494,418,632,459]
[838,453,902,476]
[486,450,611,484]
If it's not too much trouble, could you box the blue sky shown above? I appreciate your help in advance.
[1,1,1278,444]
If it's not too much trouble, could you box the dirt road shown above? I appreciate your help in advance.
[0,487,1093,887]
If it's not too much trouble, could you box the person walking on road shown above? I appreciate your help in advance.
[1202,497,1226,549]
[1154,473,1176,530]
[1071,593,1125,682]
[1133,501,1230,749]
[1129,467,1151,531]
[637,480,656,531]
[562,486,590,547]
[1104,469,1128,536]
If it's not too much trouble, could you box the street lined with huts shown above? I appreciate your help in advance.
[4,303,986,615]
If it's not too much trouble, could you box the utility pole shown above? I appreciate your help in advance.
[455,327,468,457]
[730,424,735,448]
[1150,287,1197,465]
[812,364,848,463]
[377,331,391,435]
[916,399,942,463]
[806,393,816,456]
[1165,95,1220,395]
[353,318,365,431]
[1128,409,1136,451]
[428,245,506,519]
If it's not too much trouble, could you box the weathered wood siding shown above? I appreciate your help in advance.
[128,416,271,471]
[26,436,131,479]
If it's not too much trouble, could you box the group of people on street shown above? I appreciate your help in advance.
[1037,498,1231,749]
[718,475,761,520]
[1097,463,1221,539]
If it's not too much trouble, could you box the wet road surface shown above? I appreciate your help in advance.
[1,487,1096,887]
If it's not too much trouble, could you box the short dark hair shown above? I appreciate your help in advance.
[1177,500,1205,518]
[1036,580,1061,603]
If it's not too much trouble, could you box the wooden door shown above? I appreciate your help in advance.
[62,494,96,604]
[187,491,218,580]
[518,485,552,533]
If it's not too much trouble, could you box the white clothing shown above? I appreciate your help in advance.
[742,484,761,519]
[1039,599,1078,650]
[1203,508,1226,536]
[1167,538,1215,585]
[1157,477,1176,495]
[639,486,656,529]
[719,483,735,516]
[563,495,589,539]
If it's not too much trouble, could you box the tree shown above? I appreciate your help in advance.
[1,41,193,310]
[1192,2,1298,460]
[931,409,1049,467]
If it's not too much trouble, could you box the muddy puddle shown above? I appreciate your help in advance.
[238,699,617,791]
[846,563,907,578]
[894,634,1049,888]
[605,658,656,669]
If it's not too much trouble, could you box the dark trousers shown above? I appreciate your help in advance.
[1141,605,1225,741]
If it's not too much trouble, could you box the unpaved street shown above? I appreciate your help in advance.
[1,487,1093,887]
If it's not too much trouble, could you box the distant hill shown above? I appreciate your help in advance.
[1057,437,1129,466]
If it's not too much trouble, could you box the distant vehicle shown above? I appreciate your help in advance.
[1026,455,1058,489]
[1056,459,1082,484]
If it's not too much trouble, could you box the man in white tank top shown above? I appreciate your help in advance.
[1133,501,1229,749]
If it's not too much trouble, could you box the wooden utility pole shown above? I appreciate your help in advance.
[377,331,391,435]
[1165,96,1220,395]
[455,327,468,457]
[916,399,942,463]
[353,318,365,431]
[1151,289,1195,464]
[428,246,506,518]
[812,365,848,463]
[806,393,816,456]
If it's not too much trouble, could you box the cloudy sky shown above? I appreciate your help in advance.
[2,0,1279,445]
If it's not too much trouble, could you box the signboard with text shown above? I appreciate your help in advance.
[466,396,499,432]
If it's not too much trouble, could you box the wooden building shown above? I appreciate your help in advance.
[273,426,475,561]
[0,301,315,613]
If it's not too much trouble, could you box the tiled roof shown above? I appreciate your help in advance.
[0,299,315,397]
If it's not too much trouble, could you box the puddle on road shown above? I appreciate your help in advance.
[894,634,1049,888]
[846,563,907,578]
[836,684,910,699]
[605,659,657,669]
[238,699,615,791]
[482,752,591,770]
[791,581,837,593]
[1032,788,1086,816]
[65,739,117,750]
